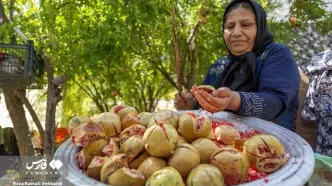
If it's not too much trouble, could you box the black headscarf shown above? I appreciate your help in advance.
[214,0,274,91]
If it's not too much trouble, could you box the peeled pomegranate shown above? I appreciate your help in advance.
[120,136,145,163]
[138,156,167,179]
[191,138,219,163]
[119,125,146,145]
[87,156,107,180]
[214,125,240,145]
[71,122,106,147]
[102,138,120,157]
[178,112,211,141]
[137,112,153,127]
[243,134,286,173]
[121,112,139,129]
[107,167,145,186]
[210,147,249,185]
[92,112,122,137]
[75,139,107,171]
[147,109,179,129]
[187,164,225,186]
[68,116,92,135]
[100,153,128,183]
[143,123,178,157]
[110,105,138,120]
[146,167,185,186]
[168,143,200,177]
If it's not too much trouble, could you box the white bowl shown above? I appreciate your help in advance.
[54,111,315,186]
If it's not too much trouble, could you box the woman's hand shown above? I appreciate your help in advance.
[174,92,197,110]
[191,87,241,113]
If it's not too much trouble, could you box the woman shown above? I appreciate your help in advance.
[174,0,300,131]
[302,49,332,156]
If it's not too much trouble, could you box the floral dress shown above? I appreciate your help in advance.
[301,49,332,157]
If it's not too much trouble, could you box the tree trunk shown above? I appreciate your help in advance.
[43,57,58,156]
[3,89,34,156]
[13,90,45,144]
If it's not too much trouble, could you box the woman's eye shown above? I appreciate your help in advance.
[242,23,253,28]
[225,25,234,29]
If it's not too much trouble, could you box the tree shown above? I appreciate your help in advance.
[0,0,35,156]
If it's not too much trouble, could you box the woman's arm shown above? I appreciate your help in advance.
[235,44,300,120]
[193,44,300,120]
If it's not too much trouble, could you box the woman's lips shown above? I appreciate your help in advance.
[231,40,246,44]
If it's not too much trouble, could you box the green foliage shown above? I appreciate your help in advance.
[1,0,331,124]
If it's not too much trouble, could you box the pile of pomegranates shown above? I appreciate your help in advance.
[68,105,288,186]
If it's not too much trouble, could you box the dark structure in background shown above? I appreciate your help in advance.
[0,40,44,89]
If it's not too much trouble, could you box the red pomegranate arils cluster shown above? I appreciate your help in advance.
[212,139,226,148]
[79,134,105,147]
[212,120,234,130]
[239,130,263,140]
[134,128,146,136]
[76,151,85,170]
[114,106,125,113]
[196,117,204,130]
[102,143,114,156]
[246,167,268,182]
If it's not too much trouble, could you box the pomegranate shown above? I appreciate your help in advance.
[143,123,178,157]
[196,85,215,93]
[107,167,145,186]
[138,157,167,179]
[92,112,122,137]
[137,112,153,127]
[71,122,106,147]
[187,164,225,186]
[102,138,120,157]
[128,152,149,169]
[119,125,146,145]
[146,167,185,186]
[243,134,286,173]
[167,144,200,177]
[210,147,249,185]
[191,138,219,163]
[178,112,211,141]
[120,136,145,163]
[121,112,139,129]
[87,156,107,180]
[100,153,128,183]
[213,125,240,145]
[110,105,138,120]
[147,109,179,129]
[68,116,92,135]
[75,139,107,171]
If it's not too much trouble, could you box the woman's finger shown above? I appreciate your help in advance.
[199,90,230,111]
[212,87,231,98]
[199,90,222,107]
[192,90,220,113]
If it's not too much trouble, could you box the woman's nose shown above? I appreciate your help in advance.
[232,24,242,36]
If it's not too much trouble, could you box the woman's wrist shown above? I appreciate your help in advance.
[226,91,241,112]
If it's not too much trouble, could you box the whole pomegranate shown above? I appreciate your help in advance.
[143,123,178,157]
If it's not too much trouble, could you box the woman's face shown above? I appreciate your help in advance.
[223,7,257,56]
